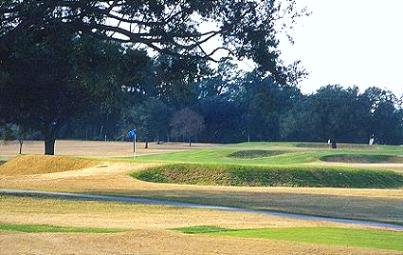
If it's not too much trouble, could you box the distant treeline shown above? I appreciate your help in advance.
[2,54,402,146]
[56,76,403,145]
[1,40,402,146]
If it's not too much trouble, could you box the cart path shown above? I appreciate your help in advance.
[1,188,402,231]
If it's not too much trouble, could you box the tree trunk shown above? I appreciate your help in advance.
[18,139,23,154]
[188,137,192,147]
[331,139,337,149]
[145,138,149,149]
[44,136,56,155]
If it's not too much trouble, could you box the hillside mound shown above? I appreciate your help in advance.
[0,155,95,175]
[133,164,403,188]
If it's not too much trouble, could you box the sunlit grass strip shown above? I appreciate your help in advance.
[0,222,126,233]
[174,226,403,251]
[133,163,403,188]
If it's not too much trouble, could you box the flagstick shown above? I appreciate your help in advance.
[133,134,137,159]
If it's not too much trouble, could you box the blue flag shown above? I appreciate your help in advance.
[127,129,136,139]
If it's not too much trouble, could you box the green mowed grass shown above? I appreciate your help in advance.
[321,154,403,163]
[133,142,403,166]
[133,163,403,188]
[0,222,125,233]
[227,150,288,159]
[174,226,403,251]
[130,143,403,188]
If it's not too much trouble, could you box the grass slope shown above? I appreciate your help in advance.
[0,222,125,233]
[174,226,403,251]
[227,150,286,159]
[321,154,403,163]
[0,155,95,175]
[134,163,403,188]
[133,142,403,166]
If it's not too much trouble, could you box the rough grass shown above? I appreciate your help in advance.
[174,226,403,251]
[133,163,403,188]
[0,155,95,175]
[227,150,287,159]
[0,222,125,233]
[321,154,403,163]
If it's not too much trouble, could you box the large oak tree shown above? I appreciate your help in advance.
[0,0,305,154]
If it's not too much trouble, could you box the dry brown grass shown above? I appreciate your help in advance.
[1,196,401,255]
[1,160,403,225]
[0,155,96,175]
[1,230,401,255]
[0,140,215,159]
[1,155,403,254]
[0,196,343,230]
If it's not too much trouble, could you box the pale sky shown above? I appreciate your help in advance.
[280,0,403,96]
[112,1,402,96]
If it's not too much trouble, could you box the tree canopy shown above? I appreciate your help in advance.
[1,0,306,78]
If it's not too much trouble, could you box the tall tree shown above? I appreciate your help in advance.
[124,98,171,149]
[362,87,402,144]
[0,29,129,154]
[1,0,306,76]
[170,108,205,146]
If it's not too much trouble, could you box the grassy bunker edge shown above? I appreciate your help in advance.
[227,150,288,159]
[132,163,403,188]
[320,154,403,163]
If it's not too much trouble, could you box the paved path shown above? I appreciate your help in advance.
[1,188,402,231]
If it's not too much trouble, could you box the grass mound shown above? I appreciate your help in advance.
[227,150,286,159]
[174,226,403,251]
[0,155,95,175]
[0,222,124,233]
[133,163,403,188]
[321,154,403,163]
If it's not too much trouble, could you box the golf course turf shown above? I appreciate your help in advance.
[133,163,403,188]
[227,150,287,159]
[0,222,125,233]
[320,154,403,163]
[174,226,403,251]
